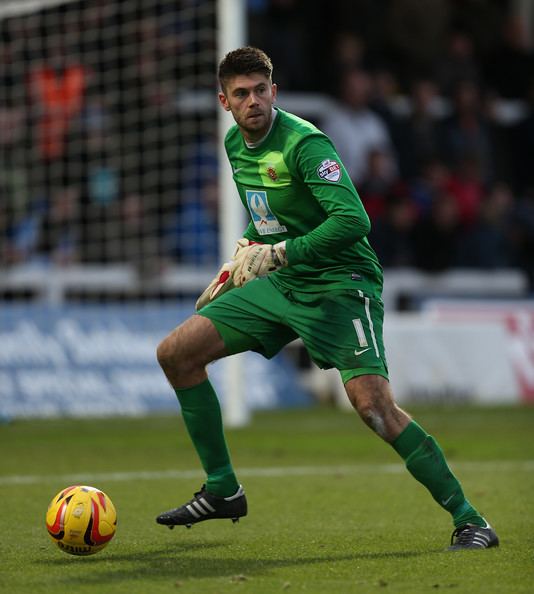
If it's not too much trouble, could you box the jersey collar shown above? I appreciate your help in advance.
[244,108,278,149]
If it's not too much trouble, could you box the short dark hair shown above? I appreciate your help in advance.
[218,46,273,91]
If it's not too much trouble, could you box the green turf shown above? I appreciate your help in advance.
[1,405,533,593]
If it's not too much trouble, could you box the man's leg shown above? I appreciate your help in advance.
[155,280,295,528]
[344,375,498,548]
[156,314,239,497]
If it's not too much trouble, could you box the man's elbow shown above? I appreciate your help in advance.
[345,215,370,242]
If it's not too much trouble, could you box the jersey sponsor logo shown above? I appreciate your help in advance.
[246,190,287,236]
[317,159,341,182]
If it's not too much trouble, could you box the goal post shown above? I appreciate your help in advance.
[216,0,249,427]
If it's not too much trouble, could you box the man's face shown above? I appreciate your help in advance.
[219,73,277,143]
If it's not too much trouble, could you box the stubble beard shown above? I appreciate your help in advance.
[240,109,271,142]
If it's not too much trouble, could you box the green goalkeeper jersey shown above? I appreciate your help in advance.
[225,108,383,294]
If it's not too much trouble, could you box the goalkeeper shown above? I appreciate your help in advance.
[156,46,498,551]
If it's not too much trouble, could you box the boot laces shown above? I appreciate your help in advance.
[450,524,477,546]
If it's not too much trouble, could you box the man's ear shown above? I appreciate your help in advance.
[218,92,231,111]
[271,83,277,102]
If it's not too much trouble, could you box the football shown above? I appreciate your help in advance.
[45,485,117,556]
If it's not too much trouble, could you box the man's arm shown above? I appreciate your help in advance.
[284,135,371,265]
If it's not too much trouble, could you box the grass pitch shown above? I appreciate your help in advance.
[1,404,533,593]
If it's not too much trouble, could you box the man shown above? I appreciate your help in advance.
[320,68,397,187]
[155,47,498,551]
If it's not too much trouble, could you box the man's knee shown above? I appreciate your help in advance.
[156,315,227,378]
[156,321,198,374]
[156,333,178,372]
[345,374,408,440]
[350,389,388,437]
[346,375,389,409]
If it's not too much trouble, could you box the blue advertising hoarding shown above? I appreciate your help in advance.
[0,304,312,419]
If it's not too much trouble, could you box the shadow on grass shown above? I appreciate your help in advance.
[36,540,442,584]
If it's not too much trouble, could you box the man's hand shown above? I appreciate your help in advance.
[195,262,234,311]
[232,241,288,287]
[195,238,252,310]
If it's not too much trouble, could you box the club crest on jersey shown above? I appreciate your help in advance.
[317,159,341,182]
[246,190,287,236]
[266,166,278,181]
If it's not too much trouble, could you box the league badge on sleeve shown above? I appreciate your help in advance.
[317,159,341,182]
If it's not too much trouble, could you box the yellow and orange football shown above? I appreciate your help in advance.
[45,485,117,556]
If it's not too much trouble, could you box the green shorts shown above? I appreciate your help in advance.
[199,277,388,383]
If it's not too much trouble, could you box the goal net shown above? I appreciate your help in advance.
[0,0,280,426]
[0,0,219,274]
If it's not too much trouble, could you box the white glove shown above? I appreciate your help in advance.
[232,241,288,287]
[195,238,251,310]
[195,262,234,311]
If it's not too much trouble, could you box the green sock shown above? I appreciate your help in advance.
[175,379,239,497]
[392,420,485,528]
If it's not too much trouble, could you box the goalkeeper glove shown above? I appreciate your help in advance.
[195,238,252,310]
[195,262,233,311]
[232,241,288,287]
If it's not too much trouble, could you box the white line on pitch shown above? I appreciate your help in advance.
[1,460,533,486]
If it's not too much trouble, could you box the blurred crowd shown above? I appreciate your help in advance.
[0,0,533,289]
[0,0,219,274]
[251,0,534,287]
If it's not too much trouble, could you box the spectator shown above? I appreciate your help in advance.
[409,158,451,217]
[444,155,484,227]
[435,30,480,98]
[332,31,368,72]
[358,148,399,221]
[413,191,461,272]
[440,79,495,184]
[394,78,446,180]
[28,45,90,164]
[385,0,451,89]
[369,193,417,268]
[368,67,402,136]
[39,186,81,265]
[322,31,370,96]
[320,68,397,186]
[4,197,46,265]
[510,78,534,194]
[248,0,312,91]
[457,182,514,269]
[509,190,534,291]
[0,102,30,256]
[120,193,161,275]
[166,135,219,266]
[483,14,534,99]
